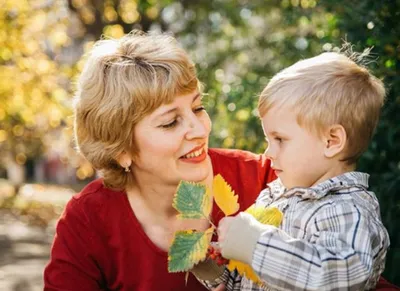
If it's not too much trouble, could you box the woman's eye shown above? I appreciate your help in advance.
[194,106,205,113]
[275,137,283,143]
[161,120,178,129]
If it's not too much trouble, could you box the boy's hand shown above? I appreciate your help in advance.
[217,216,235,245]
[217,212,274,264]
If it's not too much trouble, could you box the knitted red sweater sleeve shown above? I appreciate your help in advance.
[44,197,105,291]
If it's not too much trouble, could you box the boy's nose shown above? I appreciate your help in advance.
[264,145,275,160]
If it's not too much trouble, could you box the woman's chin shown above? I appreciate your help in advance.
[181,171,210,183]
[178,156,211,182]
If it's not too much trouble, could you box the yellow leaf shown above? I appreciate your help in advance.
[213,174,239,216]
[227,206,283,286]
[227,260,264,286]
[245,205,283,227]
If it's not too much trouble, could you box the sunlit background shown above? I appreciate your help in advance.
[0,0,399,289]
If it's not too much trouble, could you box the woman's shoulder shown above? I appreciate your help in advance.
[209,148,273,220]
[208,148,264,162]
[74,178,124,198]
[65,178,126,218]
[208,148,271,178]
[209,148,273,189]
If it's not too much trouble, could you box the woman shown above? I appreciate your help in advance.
[44,31,397,291]
[43,31,274,291]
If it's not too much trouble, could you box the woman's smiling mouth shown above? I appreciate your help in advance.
[180,144,207,163]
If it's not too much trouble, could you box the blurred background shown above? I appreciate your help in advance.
[0,0,399,290]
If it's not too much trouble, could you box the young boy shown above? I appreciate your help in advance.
[200,52,390,290]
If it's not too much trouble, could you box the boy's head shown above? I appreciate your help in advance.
[259,52,385,188]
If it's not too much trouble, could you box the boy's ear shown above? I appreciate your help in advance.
[116,151,133,168]
[323,124,347,158]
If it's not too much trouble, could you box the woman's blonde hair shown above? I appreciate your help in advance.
[258,52,386,164]
[74,30,199,189]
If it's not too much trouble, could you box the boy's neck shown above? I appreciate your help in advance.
[312,162,356,187]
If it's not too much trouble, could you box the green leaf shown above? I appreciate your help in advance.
[172,181,212,219]
[168,227,213,272]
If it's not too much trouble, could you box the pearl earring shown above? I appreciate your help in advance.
[124,166,131,172]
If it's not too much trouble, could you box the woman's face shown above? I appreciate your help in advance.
[132,90,212,186]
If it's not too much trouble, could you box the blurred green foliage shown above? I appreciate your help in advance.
[321,0,400,284]
[0,0,399,284]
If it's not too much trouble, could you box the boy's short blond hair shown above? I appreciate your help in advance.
[74,30,199,189]
[258,52,385,164]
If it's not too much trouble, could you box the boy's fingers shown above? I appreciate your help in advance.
[211,283,226,291]
[218,216,237,243]
[210,241,221,253]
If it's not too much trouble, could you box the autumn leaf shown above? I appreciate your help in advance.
[168,227,214,272]
[213,174,239,216]
[245,205,283,227]
[227,206,283,286]
[227,260,264,286]
[173,181,212,219]
[169,180,214,273]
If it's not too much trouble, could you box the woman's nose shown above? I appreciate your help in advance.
[185,116,209,140]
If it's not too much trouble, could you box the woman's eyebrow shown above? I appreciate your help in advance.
[192,93,201,102]
[150,108,177,126]
[155,92,201,120]
[158,108,177,117]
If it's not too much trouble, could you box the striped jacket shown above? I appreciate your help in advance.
[203,172,390,290]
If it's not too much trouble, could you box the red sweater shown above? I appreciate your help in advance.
[44,148,399,290]
[44,148,275,291]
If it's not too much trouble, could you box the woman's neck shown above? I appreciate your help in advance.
[128,157,214,219]
[127,181,179,220]
[125,165,214,250]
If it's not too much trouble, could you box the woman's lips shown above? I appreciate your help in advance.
[181,150,207,163]
[180,146,207,163]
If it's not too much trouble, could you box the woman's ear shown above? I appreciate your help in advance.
[323,124,347,158]
[116,151,132,169]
